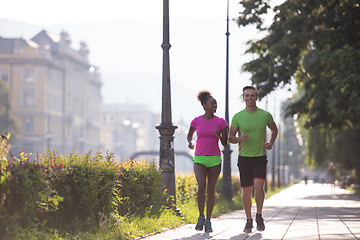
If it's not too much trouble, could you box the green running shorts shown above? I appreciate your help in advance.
[193,155,222,168]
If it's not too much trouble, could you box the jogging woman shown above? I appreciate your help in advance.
[187,90,228,233]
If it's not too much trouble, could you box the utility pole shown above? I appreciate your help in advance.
[222,0,233,201]
[271,97,276,190]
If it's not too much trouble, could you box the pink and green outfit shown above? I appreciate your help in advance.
[190,115,228,168]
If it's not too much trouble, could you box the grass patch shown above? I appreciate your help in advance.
[347,185,360,196]
[109,209,184,239]
[7,209,184,240]
[213,193,243,218]
[178,199,198,224]
[4,183,288,240]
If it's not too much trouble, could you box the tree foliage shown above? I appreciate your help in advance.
[237,0,360,129]
[0,80,20,142]
[237,0,360,182]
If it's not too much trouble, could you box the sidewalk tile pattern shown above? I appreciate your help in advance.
[142,183,360,240]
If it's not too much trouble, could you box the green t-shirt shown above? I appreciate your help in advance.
[231,107,274,157]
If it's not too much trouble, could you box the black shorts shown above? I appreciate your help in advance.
[237,155,267,188]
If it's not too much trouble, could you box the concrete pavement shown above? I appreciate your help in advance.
[142,183,360,239]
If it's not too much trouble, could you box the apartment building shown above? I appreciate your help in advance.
[0,30,102,155]
[101,103,160,160]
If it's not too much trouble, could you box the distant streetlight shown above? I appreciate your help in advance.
[156,0,178,206]
[222,0,232,201]
[287,88,293,99]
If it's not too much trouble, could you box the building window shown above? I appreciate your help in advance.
[23,117,34,133]
[22,69,36,84]
[22,89,36,107]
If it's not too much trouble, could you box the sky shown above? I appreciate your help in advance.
[1,0,237,24]
[1,0,293,125]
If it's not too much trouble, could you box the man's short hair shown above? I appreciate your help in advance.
[243,86,257,96]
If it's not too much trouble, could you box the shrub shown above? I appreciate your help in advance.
[215,175,242,201]
[38,151,118,231]
[0,143,62,235]
[0,138,11,211]
[115,159,164,217]
[0,143,165,236]
[176,172,197,206]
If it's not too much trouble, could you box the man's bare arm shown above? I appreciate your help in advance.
[228,126,248,144]
[265,121,278,150]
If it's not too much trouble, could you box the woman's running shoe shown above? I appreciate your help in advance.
[204,220,213,233]
[195,215,205,231]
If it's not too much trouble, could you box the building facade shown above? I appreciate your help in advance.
[101,103,160,160]
[0,30,102,155]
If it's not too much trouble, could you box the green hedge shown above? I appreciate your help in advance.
[0,139,165,236]
[116,159,163,217]
[1,138,243,239]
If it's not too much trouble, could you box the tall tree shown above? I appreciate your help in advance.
[0,80,19,143]
[237,0,360,129]
[237,0,360,182]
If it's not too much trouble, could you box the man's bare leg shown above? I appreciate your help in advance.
[254,178,266,231]
[254,178,265,214]
[242,186,254,233]
[242,186,253,220]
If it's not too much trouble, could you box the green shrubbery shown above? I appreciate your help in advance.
[116,159,163,217]
[1,144,63,234]
[0,139,167,238]
[44,151,119,231]
[0,138,244,239]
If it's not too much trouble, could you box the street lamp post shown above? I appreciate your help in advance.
[285,88,293,185]
[222,0,233,201]
[277,144,281,188]
[271,97,276,190]
[156,0,178,206]
[271,133,276,190]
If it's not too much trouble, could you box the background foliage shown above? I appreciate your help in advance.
[0,139,166,239]
[237,0,360,181]
[0,80,20,145]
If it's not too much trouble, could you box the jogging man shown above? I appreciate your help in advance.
[229,86,278,233]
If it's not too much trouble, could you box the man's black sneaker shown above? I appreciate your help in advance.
[243,219,253,233]
[195,215,205,231]
[256,215,265,231]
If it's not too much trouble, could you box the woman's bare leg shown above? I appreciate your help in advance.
[205,164,221,220]
[194,163,207,217]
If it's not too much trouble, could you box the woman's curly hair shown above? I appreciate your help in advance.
[197,90,212,106]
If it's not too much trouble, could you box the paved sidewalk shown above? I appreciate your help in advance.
[142,183,360,240]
